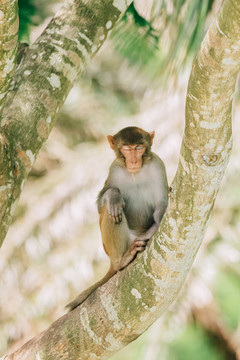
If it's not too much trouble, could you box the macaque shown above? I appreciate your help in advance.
[67,126,168,311]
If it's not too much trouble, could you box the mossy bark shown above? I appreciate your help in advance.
[0,0,18,114]
[2,0,240,359]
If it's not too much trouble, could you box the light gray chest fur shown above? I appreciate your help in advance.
[110,161,166,232]
[112,162,164,205]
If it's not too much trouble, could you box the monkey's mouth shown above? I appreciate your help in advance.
[127,167,141,174]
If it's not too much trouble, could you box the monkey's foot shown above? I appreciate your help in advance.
[120,239,148,269]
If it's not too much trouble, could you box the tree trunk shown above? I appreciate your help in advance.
[2,0,240,359]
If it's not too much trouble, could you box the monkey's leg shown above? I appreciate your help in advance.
[100,203,130,271]
[100,204,148,271]
[66,204,130,311]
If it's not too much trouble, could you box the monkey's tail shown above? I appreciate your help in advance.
[66,266,116,311]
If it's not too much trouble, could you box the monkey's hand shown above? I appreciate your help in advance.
[119,239,148,269]
[106,187,125,224]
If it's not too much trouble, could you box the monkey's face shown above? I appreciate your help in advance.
[120,145,146,174]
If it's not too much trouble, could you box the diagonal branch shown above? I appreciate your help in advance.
[0,0,18,115]
[4,0,240,359]
[0,0,132,247]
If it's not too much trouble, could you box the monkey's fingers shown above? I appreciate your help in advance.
[135,236,149,242]
[113,207,120,223]
[134,239,148,245]
[108,210,119,223]
[134,239,148,252]
[115,214,122,223]
[109,214,122,224]
[135,246,146,252]
[112,208,123,223]
[114,215,120,223]
[110,214,118,223]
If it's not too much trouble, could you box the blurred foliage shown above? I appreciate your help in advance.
[111,0,217,81]
[112,3,159,67]
[169,325,225,360]
[18,0,55,42]
[214,270,240,330]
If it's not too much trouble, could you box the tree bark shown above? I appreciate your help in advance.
[0,0,132,247]
[0,0,18,113]
[2,0,240,359]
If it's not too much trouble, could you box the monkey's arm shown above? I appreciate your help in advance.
[136,202,167,241]
[97,187,125,224]
[117,204,167,269]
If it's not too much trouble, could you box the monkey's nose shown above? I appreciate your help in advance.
[130,153,137,163]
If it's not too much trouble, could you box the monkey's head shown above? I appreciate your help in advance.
[107,127,154,174]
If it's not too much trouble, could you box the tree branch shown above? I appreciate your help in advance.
[0,0,132,247]
[3,0,240,359]
[0,0,18,114]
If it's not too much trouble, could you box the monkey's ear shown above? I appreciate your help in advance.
[150,131,155,145]
[107,135,115,149]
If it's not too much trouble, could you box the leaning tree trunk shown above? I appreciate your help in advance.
[2,0,240,359]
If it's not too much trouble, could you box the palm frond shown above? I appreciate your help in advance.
[111,0,216,81]
[18,0,50,42]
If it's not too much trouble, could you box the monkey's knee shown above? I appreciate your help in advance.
[99,204,129,260]
[100,203,126,226]
[100,203,128,232]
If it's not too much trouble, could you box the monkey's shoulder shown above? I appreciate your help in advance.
[150,152,166,169]
[143,153,167,179]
